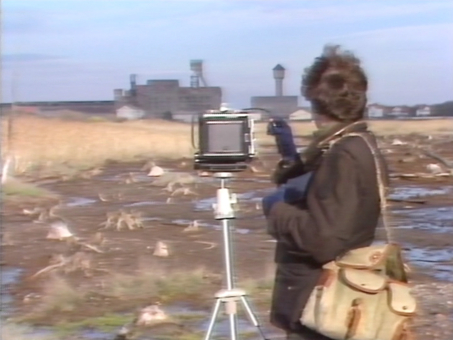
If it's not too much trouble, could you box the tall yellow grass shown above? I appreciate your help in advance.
[255,118,453,144]
[1,115,194,173]
[1,114,451,174]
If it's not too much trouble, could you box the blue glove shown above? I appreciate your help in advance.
[262,172,314,217]
[284,172,313,203]
[262,186,285,217]
[267,118,298,162]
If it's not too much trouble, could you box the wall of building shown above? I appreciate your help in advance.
[115,79,222,119]
[178,87,222,112]
[250,96,298,118]
[416,107,431,116]
[367,106,385,118]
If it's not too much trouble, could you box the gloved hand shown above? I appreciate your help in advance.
[267,118,298,161]
[262,187,285,217]
[271,158,305,185]
[284,172,313,203]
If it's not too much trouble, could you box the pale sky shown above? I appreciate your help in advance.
[2,0,452,108]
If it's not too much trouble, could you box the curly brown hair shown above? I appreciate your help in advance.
[301,44,368,122]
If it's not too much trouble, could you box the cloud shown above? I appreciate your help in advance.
[147,1,453,29]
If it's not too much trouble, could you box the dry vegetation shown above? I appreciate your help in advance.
[16,265,215,323]
[1,113,450,201]
[2,113,451,177]
[1,114,194,176]
[254,118,453,145]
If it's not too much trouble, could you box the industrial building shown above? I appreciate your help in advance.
[250,64,299,119]
[114,60,222,121]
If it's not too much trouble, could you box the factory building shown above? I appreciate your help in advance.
[114,60,222,120]
[250,64,299,119]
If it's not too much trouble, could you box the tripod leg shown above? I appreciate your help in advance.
[204,298,221,340]
[228,312,238,340]
[240,296,269,340]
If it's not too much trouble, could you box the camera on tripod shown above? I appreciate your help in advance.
[192,106,259,173]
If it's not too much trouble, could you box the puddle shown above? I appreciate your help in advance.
[81,329,112,339]
[390,185,453,200]
[404,246,453,282]
[194,188,273,212]
[103,171,170,183]
[169,219,250,234]
[142,217,164,222]
[66,197,97,207]
[1,267,23,317]
[125,200,166,207]
[394,206,453,233]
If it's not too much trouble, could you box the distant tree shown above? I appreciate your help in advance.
[162,111,173,120]
[432,101,453,117]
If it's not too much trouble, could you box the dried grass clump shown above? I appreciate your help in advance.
[36,276,86,314]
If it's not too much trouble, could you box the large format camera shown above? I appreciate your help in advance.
[192,108,258,172]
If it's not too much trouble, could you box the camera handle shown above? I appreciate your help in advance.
[204,172,269,340]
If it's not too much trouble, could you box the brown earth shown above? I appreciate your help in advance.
[1,134,453,339]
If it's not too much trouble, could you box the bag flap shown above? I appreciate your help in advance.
[340,268,387,293]
[336,244,390,269]
[388,282,417,315]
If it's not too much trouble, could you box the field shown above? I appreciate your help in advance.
[1,114,453,340]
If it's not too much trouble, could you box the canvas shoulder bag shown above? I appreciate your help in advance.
[300,132,417,340]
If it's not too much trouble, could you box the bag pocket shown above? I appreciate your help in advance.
[302,267,417,340]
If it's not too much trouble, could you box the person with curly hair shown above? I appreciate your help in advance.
[261,45,389,340]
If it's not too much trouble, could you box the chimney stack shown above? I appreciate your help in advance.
[273,64,285,96]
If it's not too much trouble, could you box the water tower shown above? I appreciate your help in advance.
[273,64,285,96]
[130,74,137,96]
[190,60,208,87]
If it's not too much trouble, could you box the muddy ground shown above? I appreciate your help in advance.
[2,134,453,340]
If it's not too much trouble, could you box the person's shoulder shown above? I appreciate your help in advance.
[330,131,376,160]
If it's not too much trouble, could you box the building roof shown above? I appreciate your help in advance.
[289,108,312,120]
[273,64,285,71]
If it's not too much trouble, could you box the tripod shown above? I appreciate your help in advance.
[204,172,269,340]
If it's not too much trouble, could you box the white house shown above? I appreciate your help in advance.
[386,106,410,118]
[116,105,145,120]
[415,106,431,117]
[367,104,385,118]
[289,108,312,121]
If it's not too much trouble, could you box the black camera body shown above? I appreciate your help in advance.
[193,109,257,172]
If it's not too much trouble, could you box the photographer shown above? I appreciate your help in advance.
[262,45,388,340]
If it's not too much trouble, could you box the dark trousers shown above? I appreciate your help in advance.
[287,327,334,340]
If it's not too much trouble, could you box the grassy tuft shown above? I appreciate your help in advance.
[37,276,87,314]
[107,266,210,302]
[54,313,133,335]
[1,178,54,199]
